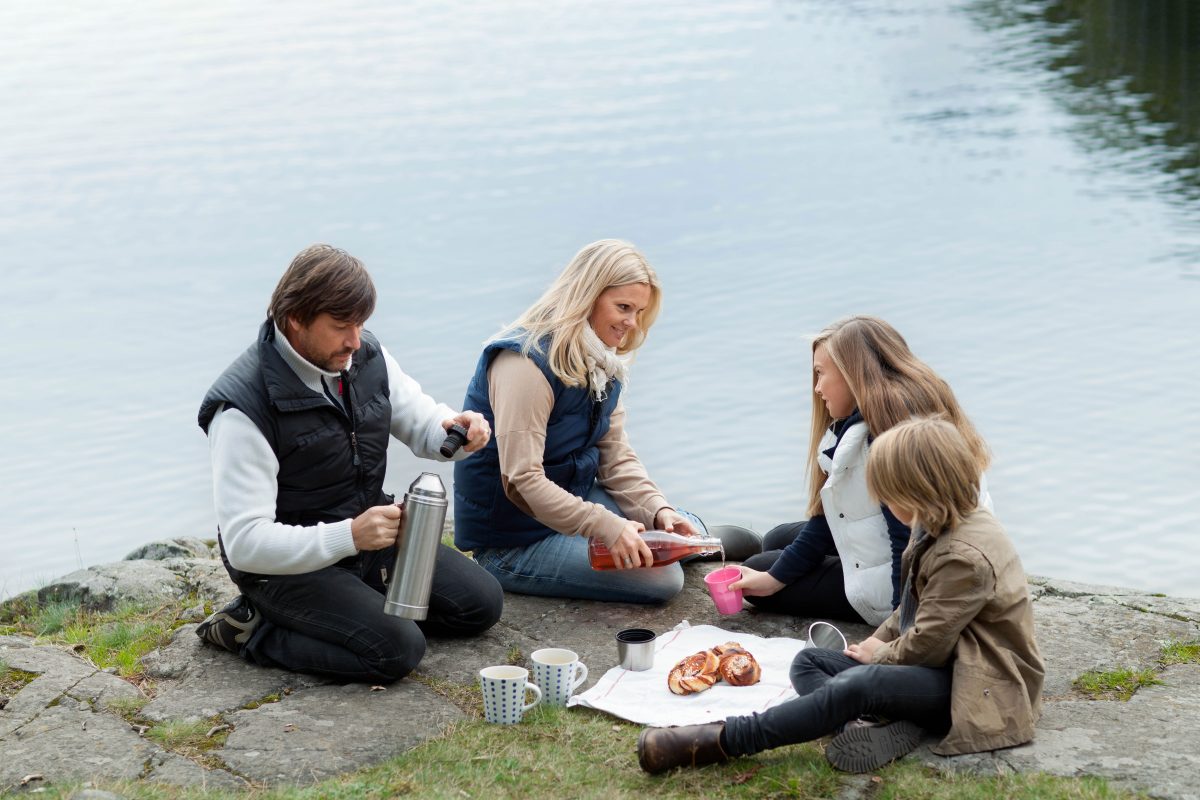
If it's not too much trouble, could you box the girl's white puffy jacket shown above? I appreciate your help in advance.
[819,421,992,626]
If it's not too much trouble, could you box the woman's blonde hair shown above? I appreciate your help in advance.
[805,316,990,517]
[866,416,982,535]
[495,239,662,387]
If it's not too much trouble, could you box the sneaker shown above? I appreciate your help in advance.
[195,595,259,653]
[825,719,923,773]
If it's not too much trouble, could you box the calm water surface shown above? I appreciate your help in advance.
[2,0,1198,599]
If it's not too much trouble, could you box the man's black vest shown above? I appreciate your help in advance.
[198,320,393,527]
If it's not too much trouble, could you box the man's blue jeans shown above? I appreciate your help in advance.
[471,485,704,604]
[722,647,952,756]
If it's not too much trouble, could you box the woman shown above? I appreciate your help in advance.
[639,417,1043,774]
[453,239,759,603]
[732,316,991,626]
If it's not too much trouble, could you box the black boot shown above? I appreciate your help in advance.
[704,525,763,562]
[638,722,730,774]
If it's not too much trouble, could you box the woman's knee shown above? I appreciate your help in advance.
[629,566,685,604]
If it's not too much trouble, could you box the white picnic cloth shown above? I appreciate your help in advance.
[568,623,806,727]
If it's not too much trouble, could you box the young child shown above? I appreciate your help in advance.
[732,316,992,626]
[639,416,1044,774]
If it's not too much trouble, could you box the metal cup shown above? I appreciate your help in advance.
[616,628,656,671]
[807,620,848,651]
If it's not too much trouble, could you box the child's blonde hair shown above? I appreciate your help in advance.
[493,239,662,388]
[805,316,990,517]
[866,416,982,535]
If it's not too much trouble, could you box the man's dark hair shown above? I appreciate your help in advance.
[268,244,377,326]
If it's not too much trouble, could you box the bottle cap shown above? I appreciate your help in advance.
[407,472,448,502]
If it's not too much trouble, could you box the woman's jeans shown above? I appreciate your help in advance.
[722,648,952,756]
[471,485,704,604]
[235,544,503,683]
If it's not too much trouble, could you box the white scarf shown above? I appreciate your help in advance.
[581,325,629,401]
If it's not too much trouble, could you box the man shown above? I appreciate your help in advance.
[195,244,503,683]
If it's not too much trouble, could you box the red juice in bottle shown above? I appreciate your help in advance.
[588,530,724,570]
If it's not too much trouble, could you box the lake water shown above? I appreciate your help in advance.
[3,0,1198,600]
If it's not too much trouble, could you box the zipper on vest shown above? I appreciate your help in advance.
[342,370,361,468]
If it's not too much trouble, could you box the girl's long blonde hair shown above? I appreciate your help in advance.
[494,239,662,387]
[805,316,990,517]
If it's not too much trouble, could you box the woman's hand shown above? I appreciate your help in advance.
[607,521,651,569]
[728,566,785,597]
[655,508,699,537]
[845,636,885,664]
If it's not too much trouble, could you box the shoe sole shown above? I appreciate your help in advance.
[825,720,922,773]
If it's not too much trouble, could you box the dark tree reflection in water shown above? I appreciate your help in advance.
[969,0,1200,271]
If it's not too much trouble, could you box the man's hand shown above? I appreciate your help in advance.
[351,504,403,551]
[655,508,699,537]
[846,636,885,664]
[728,566,786,597]
[444,411,490,453]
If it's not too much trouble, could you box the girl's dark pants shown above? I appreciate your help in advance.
[742,521,866,624]
[721,648,953,757]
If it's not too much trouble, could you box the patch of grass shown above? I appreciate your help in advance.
[295,705,840,800]
[410,673,483,716]
[879,762,1148,799]
[7,706,1149,800]
[143,716,231,759]
[1159,639,1200,666]
[1073,667,1162,701]
[505,645,523,665]
[2,664,39,698]
[0,595,185,680]
[244,692,282,710]
[105,695,151,718]
[0,595,82,636]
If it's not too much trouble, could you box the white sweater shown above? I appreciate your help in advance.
[208,325,462,575]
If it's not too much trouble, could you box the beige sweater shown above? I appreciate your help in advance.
[488,350,672,547]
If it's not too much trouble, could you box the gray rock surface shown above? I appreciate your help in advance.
[220,681,463,784]
[3,541,1200,797]
[124,538,217,562]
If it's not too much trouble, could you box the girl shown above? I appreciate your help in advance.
[732,316,992,626]
[452,239,758,604]
[639,416,1044,774]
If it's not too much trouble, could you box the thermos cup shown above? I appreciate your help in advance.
[383,472,448,620]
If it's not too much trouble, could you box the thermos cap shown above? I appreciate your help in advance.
[406,471,448,503]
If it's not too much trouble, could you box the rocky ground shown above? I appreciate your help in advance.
[2,538,1199,799]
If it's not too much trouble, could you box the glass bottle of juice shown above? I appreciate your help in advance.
[588,530,724,570]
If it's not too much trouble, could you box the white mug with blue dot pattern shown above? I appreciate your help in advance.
[530,648,589,707]
[479,665,542,724]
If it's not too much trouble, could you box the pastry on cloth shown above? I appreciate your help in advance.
[713,641,762,687]
[667,649,721,695]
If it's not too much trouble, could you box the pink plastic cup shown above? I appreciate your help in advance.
[704,566,744,615]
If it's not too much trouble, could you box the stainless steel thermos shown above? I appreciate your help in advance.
[383,472,448,620]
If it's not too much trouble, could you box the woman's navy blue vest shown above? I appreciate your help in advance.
[197,321,394,531]
[453,337,621,550]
